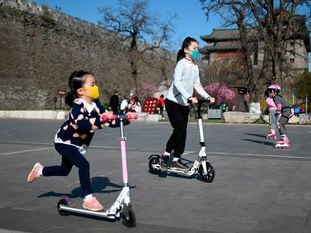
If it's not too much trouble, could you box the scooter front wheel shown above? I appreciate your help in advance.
[198,163,215,183]
[148,154,161,174]
[122,206,136,227]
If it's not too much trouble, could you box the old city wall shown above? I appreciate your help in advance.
[0,0,172,110]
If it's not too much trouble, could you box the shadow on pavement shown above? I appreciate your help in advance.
[37,176,135,199]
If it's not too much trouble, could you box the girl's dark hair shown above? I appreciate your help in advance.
[65,70,93,107]
[176,36,198,62]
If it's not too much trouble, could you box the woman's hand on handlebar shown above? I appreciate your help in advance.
[208,97,215,104]
[190,97,215,105]
[189,97,198,104]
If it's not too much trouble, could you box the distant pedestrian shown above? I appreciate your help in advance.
[158,94,165,119]
[109,91,120,114]
[128,96,142,113]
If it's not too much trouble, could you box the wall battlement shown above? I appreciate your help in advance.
[0,0,110,40]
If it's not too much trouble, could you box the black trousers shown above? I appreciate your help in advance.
[165,99,190,158]
[43,143,92,198]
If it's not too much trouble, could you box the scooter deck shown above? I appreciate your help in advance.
[160,164,194,175]
[58,196,118,219]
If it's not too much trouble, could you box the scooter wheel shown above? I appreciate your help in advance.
[198,163,215,183]
[122,207,136,227]
[57,199,69,216]
[148,154,161,174]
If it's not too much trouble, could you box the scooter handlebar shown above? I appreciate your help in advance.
[101,112,117,122]
[198,98,211,105]
[125,112,138,120]
[101,112,138,123]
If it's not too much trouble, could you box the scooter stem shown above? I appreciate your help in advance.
[119,118,128,185]
[198,117,205,145]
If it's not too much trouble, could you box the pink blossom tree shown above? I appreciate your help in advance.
[138,82,158,102]
[204,83,235,105]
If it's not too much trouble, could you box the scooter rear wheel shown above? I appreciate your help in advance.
[148,154,161,174]
[198,163,215,183]
[57,199,70,216]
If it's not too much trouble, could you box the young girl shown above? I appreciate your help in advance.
[27,70,113,211]
[267,84,293,147]
[265,90,277,139]
[162,37,215,169]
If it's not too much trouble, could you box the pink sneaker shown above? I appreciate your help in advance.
[27,162,43,183]
[82,197,104,212]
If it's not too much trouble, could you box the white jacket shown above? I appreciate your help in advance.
[166,58,210,106]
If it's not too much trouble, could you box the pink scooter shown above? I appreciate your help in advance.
[57,110,137,228]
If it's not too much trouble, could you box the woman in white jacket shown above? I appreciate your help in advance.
[163,37,215,169]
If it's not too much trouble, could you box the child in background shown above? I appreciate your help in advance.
[128,96,142,113]
[27,70,114,211]
[267,84,293,148]
[265,90,277,139]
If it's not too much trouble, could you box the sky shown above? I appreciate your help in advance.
[30,0,310,70]
[30,0,223,51]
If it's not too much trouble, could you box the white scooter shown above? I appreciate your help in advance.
[57,102,137,227]
[148,100,215,182]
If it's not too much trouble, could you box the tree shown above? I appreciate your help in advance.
[138,82,157,102]
[98,0,176,93]
[204,82,235,105]
[199,0,311,100]
[293,71,311,112]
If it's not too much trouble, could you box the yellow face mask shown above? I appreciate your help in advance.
[82,85,99,99]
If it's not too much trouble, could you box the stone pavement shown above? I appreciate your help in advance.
[0,118,310,233]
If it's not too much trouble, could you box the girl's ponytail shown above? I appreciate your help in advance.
[65,90,76,107]
[176,49,185,62]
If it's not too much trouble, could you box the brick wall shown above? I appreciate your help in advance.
[0,0,174,110]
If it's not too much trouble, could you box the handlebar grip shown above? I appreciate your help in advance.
[199,98,210,104]
[101,113,117,122]
[126,112,138,120]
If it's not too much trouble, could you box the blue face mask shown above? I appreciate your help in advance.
[191,49,199,60]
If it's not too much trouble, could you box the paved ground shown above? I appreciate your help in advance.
[0,118,311,233]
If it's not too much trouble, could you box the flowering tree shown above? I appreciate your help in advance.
[204,82,235,105]
[138,82,158,102]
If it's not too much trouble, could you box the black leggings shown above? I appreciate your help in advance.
[165,99,190,158]
[42,143,92,197]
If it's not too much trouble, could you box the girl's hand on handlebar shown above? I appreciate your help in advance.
[101,112,115,122]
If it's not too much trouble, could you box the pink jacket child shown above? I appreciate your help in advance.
[265,96,277,139]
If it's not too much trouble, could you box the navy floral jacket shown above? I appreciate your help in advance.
[54,98,105,149]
